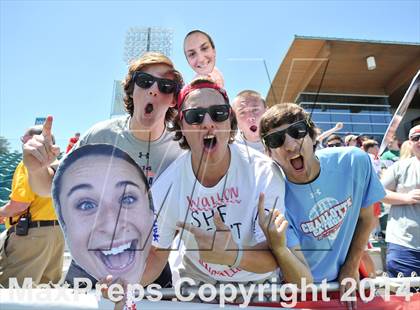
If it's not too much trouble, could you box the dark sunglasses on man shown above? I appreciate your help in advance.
[182,104,231,125]
[133,71,179,94]
[327,142,343,147]
[262,119,309,149]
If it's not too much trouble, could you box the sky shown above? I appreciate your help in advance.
[1,0,419,151]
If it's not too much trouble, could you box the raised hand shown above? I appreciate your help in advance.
[335,122,344,130]
[176,212,238,266]
[98,275,127,310]
[23,116,60,173]
[257,193,288,250]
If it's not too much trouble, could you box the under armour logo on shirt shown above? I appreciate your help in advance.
[139,152,149,159]
[310,189,322,199]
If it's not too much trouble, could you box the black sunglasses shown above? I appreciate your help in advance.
[262,119,309,149]
[327,142,342,147]
[182,104,231,125]
[133,72,179,94]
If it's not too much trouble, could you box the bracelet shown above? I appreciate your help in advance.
[229,243,243,269]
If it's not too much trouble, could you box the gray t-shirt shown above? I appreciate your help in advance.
[73,115,184,185]
[381,156,420,249]
[234,131,265,154]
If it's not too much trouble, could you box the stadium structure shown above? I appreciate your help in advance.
[266,35,420,141]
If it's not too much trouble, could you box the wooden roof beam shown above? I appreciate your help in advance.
[287,41,331,102]
[385,54,420,95]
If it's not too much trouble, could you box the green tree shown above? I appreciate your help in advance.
[0,136,10,154]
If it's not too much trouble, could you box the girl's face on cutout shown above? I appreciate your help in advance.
[184,32,216,75]
[59,155,153,284]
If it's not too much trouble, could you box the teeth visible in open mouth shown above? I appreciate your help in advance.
[98,240,137,271]
[198,62,208,68]
[101,241,131,256]
[203,134,217,149]
[290,155,301,160]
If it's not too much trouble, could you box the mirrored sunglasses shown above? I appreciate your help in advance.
[133,72,179,94]
[262,119,309,149]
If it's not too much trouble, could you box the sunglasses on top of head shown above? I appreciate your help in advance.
[262,119,309,149]
[182,104,231,125]
[133,71,179,94]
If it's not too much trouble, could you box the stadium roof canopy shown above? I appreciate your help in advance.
[266,35,420,108]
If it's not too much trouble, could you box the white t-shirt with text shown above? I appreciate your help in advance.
[152,143,285,283]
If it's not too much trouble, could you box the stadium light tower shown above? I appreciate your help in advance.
[123,27,174,64]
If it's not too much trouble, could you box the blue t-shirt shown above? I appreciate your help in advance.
[285,147,385,282]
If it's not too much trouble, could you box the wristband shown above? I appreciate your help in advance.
[229,243,243,269]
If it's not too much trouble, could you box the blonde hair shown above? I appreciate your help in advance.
[400,140,413,160]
